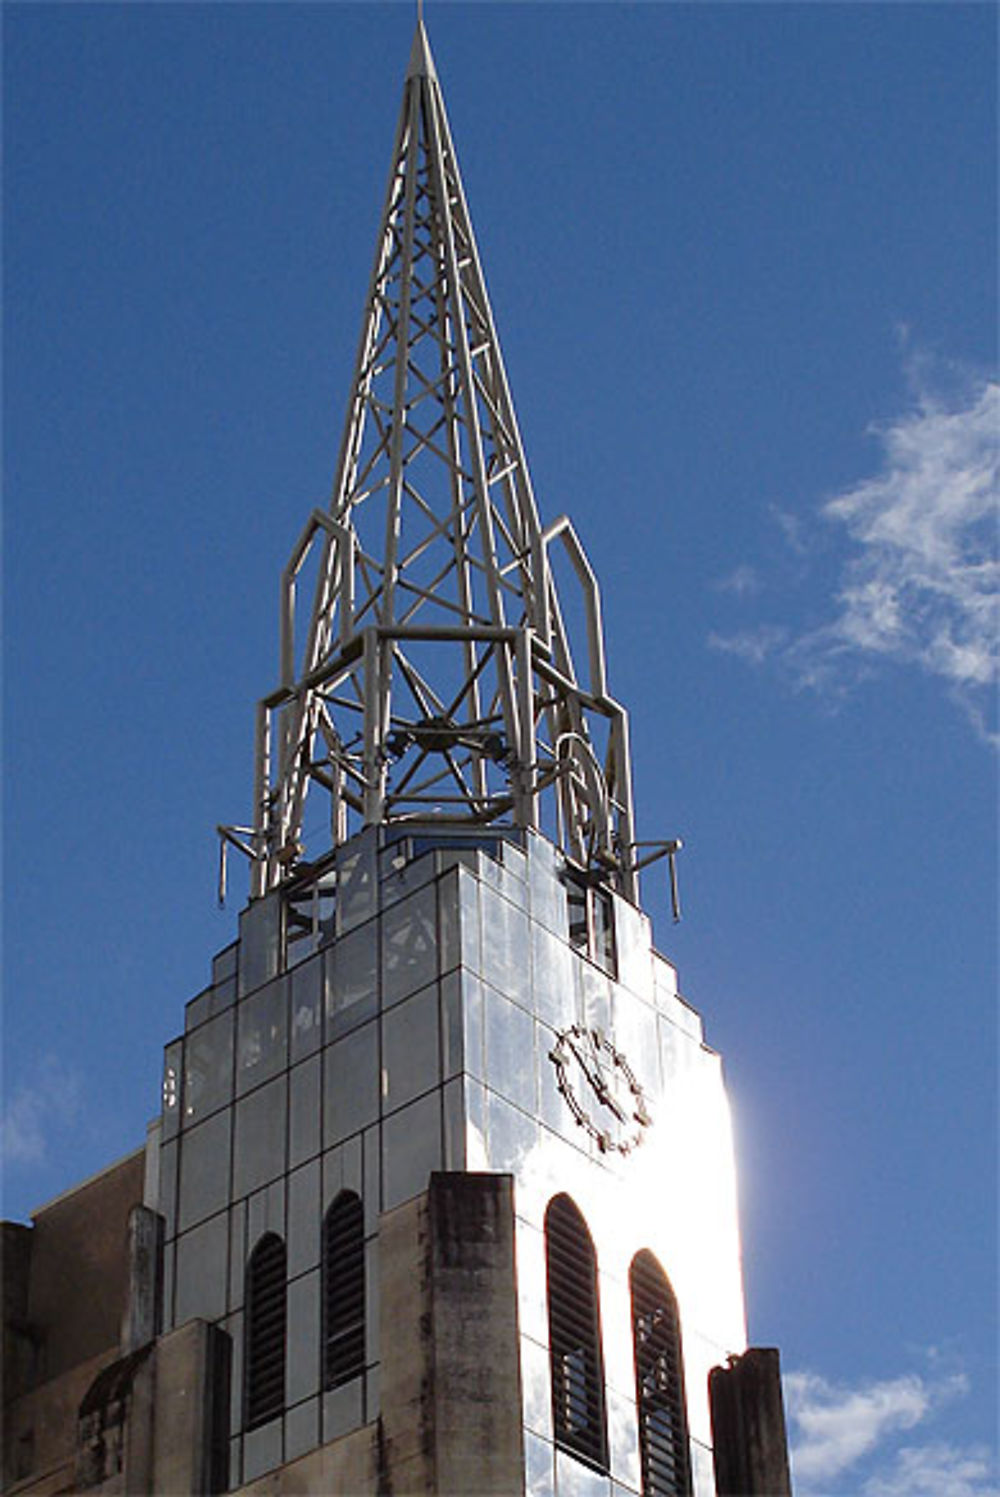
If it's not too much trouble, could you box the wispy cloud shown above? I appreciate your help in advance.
[864,1442,1000,1497]
[710,363,1000,743]
[714,563,763,598]
[786,1369,935,1486]
[785,1365,997,1497]
[0,1055,83,1168]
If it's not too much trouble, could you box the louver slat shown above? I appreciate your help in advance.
[323,1191,366,1389]
[245,1233,287,1430]
[630,1250,692,1497]
[544,1195,609,1473]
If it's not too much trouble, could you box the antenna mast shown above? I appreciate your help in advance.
[229,23,638,903]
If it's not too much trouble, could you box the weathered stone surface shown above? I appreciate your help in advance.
[709,1345,792,1497]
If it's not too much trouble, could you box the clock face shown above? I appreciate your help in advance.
[549,1025,652,1155]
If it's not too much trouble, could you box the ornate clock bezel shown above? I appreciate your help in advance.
[549,1024,652,1155]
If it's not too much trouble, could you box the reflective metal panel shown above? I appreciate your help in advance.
[485,1090,538,1175]
[485,992,537,1114]
[185,988,213,1032]
[336,833,377,936]
[382,1089,442,1210]
[324,1022,378,1147]
[322,1376,364,1443]
[438,869,461,975]
[233,1077,288,1199]
[238,892,282,998]
[524,1430,556,1497]
[610,989,660,1104]
[365,1366,379,1428]
[481,887,530,1008]
[365,1236,380,1369]
[614,899,653,1001]
[458,867,482,975]
[442,1077,465,1171]
[213,942,238,985]
[229,1202,246,1313]
[382,884,438,1005]
[247,1177,286,1250]
[289,1056,321,1169]
[440,972,464,1078]
[242,1418,283,1484]
[237,978,288,1095]
[285,1398,320,1463]
[286,1269,320,1406]
[520,1333,553,1439]
[382,983,439,1112]
[690,1437,715,1497]
[161,1041,183,1139]
[363,1125,381,1234]
[515,1217,548,1346]
[462,972,485,1081]
[162,1240,175,1330]
[531,923,575,1031]
[578,958,611,1035]
[158,1137,178,1240]
[229,1437,242,1494]
[178,1111,232,1231]
[174,1211,228,1325]
[227,1309,243,1433]
[527,832,567,938]
[607,1387,641,1493]
[183,1010,234,1124]
[380,842,436,911]
[322,1132,363,1214]
[555,1448,612,1497]
[326,920,378,1038]
[599,1271,634,1398]
[291,957,323,1062]
[287,1158,321,1278]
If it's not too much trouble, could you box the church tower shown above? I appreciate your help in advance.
[2,21,791,1497]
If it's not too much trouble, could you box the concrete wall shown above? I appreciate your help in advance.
[232,1172,523,1497]
[709,1346,792,1497]
[24,1151,144,1383]
[2,1151,145,1493]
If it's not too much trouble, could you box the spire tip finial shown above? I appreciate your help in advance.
[407,9,436,80]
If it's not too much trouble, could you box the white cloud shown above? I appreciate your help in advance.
[864,1442,1000,1497]
[785,1370,931,1486]
[710,366,1000,743]
[784,1365,996,1497]
[0,1055,82,1168]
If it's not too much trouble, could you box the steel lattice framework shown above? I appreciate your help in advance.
[232,24,639,901]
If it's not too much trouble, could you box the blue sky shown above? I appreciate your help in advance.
[3,4,996,1492]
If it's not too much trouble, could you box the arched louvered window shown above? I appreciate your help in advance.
[544,1194,608,1472]
[630,1250,692,1497]
[244,1233,286,1430]
[323,1190,366,1389]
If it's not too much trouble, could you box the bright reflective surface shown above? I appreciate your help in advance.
[160,825,744,1481]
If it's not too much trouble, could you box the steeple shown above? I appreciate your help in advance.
[230,22,638,903]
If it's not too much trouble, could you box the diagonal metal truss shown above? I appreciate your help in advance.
[236,22,637,901]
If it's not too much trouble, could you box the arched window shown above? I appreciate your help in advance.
[544,1194,608,1472]
[244,1233,287,1429]
[630,1250,692,1497]
[323,1191,365,1389]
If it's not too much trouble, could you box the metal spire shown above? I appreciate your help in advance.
[230,21,638,902]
